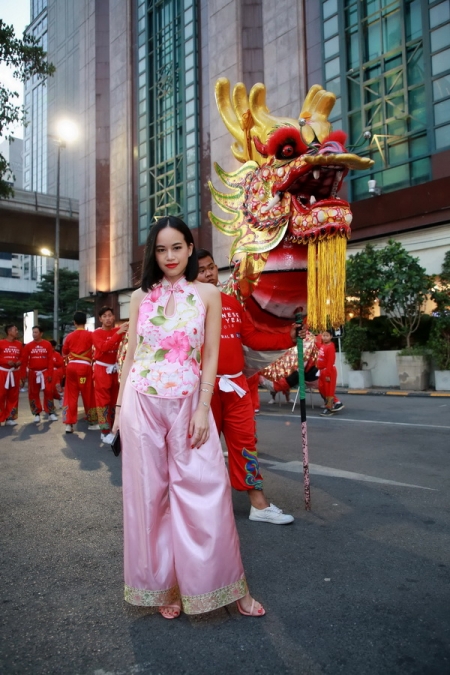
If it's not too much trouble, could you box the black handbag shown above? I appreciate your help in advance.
[111,430,121,456]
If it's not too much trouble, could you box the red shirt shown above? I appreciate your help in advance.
[317,341,336,373]
[0,339,22,369]
[22,340,54,375]
[93,327,122,365]
[52,351,64,370]
[217,293,294,374]
[63,330,93,363]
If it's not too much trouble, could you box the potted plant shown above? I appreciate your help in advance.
[342,322,372,388]
[377,240,433,390]
[429,252,450,391]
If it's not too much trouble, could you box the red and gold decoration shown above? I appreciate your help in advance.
[209,80,374,332]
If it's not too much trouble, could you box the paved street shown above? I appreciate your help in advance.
[1,391,449,675]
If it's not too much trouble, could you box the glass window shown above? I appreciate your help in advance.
[365,18,382,60]
[409,134,428,157]
[346,3,358,27]
[388,139,408,163]
[433,73,450,100]
[323,0,338,20]
[435,123,450,148]
[405,0,423,40]
[327,76,341,97]
[348,76,360,109]
[409,86,426,130]
[430,1,450,29]
[431,25,450,52]
[325,35,340,59]
[324,15,338,39]
[349,112,363,141]
[347,30,359,69]
[434,99,450,125]
[325,57,340,80]
[407,45,424,85]
[330,97,342,118]
[382,163,409,190]
[432,48,450,76]
[383,9,401,53]
[411,157,430,183]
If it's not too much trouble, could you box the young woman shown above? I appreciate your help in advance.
[113,216,264,619]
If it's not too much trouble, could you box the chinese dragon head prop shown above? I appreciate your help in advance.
[209,80,374,333]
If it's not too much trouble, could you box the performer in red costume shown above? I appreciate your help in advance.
[21,326,56,422]
[197,249,295,525]
[49,340,65,409]
[93,306,128,444]
[317,329,338,417]
[62,311,97,433]
[0,324,23,426]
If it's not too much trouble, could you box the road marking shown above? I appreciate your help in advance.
[258,412,450,430]
[258,458,436,490]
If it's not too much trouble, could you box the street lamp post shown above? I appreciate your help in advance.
[52,119,78,343]
[53,139,62,342]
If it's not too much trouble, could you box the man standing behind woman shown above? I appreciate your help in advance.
[92,306,128,444]
[113,216,264,619]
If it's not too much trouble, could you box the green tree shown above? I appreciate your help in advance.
[378,239,433,349]
[0,294,34,335]
[346,244,382,325]
[30,268,92,340]
[428,252,450,371]
[0,20,55,198]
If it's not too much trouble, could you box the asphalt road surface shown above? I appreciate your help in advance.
[1,391,449,675]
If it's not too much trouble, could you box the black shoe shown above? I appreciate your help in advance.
[332,402,345,412]
[320,408,335,417]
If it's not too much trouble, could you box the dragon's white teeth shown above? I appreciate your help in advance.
[313,170,320,180]
[310,195,316,204]
[261,192,281,214]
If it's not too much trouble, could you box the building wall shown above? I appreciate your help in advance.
[0,138,24,189]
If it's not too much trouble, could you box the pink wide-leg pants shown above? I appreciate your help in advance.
[121,380,248,614]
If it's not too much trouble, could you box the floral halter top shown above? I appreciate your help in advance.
[129,276,205,398]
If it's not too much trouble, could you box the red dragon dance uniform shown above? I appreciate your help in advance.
[62,330,96,425]
[0,338,23,423]
[21,339,55,416]
[92,327,123,432]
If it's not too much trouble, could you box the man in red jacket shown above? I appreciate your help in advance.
[62,312,97,433]
[0,324,23,426]
[21,326,56,422]
[93,306,128,444]
[197,250,295,525]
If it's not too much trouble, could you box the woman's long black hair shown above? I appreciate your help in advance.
[140,216,199,292]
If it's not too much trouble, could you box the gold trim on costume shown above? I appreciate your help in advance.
[181,577,248,615]
[124,584,180,607]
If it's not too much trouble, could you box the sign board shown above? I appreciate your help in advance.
[333,326,344,338]
[23,310,38,344]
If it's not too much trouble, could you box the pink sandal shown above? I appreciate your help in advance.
[158,605,181,619]
[236,599,265,617]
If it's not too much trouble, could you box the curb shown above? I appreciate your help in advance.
[259,387,450,398]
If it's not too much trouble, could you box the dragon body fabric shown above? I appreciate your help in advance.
[208,80,374,343]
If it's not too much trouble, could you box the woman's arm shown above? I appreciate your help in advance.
[189,282,222,448]
[112,288,146,432]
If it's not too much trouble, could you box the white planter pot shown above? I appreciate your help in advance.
[348,370,373,389]
[396,355,430,391]
[435,370,450,391]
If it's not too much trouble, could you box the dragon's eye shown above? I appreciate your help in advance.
[281,145,294,158]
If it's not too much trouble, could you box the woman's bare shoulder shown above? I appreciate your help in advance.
[131,287,146,303]
[194,281,221,303]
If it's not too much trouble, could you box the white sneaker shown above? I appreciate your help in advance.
[34,414,41,423]
[65,424,74,434]
[88,424,100,430]
[5,419,18,426]
[48,413,58,421]
[249,503,294,525]
[101,432,115,444]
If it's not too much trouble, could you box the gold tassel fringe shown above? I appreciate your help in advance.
[307,235,347,332]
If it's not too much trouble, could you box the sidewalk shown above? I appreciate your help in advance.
[259,385,450,399]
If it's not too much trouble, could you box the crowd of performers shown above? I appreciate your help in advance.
[1,222,347,619]
[0,308,128,445]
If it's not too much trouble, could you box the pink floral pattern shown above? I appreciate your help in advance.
[130,277,205,398]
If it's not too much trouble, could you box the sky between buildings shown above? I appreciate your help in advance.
[0,1,31,141]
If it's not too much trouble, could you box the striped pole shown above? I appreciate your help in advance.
[295,312,311,510]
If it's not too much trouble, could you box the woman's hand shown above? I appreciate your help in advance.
[112,409,120,434]
[188,408,210,448]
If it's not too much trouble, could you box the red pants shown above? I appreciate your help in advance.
[246,372,260,413]
[28,370,55,415]
[93,364,119,431]
[0,369,20,422]
[318,367,337,407]
[210,374,263,492]
[52,367,64,400]
[63,362,97,425]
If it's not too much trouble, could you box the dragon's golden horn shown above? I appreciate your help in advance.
[300,85,336,143]
[215,78,245,150]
